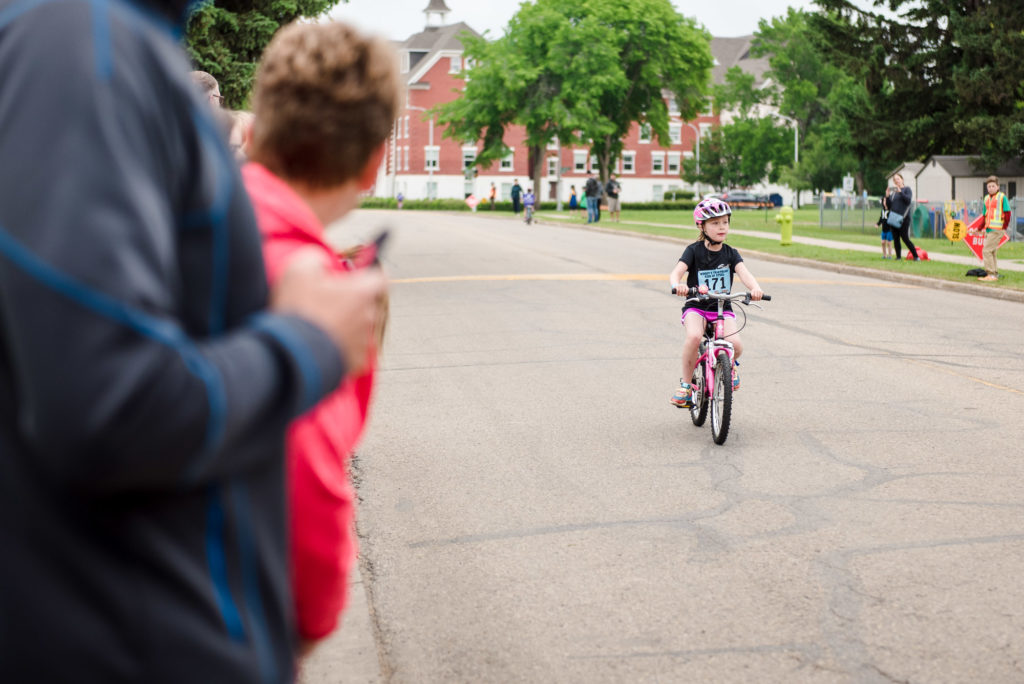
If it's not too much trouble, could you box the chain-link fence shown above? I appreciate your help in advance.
[818,194,1024,242]
[817,194,883,234]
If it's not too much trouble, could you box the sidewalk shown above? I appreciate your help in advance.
[636,220,1024,271]
[534,213,1024,304]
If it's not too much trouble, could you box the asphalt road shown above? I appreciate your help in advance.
[320,209,1024,683]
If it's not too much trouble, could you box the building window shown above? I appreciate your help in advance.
[426,181,438,199]
[574,150,587,172]
[501,152,514,171]
[462,147,477,170]
[667,152,680,174]
[669,123,681,144]
[587,155,598,173]
[683,150,694,159]
[652,184,663,201]
[464,181,474,198]
[403,146,409,171]
[638,124,652,144]
[547,137,560,151]
[404,116,409,139]
[501,182,512,200]
[651,151,665,174]
[622,151,635,174]
[699,123,712,138]
[667,96,678,114]
[424,146,439,170]
[702,99,714,116]
[547,156,557,176]
[449,56,460,73]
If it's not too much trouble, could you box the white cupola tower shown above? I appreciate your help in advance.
[423,0,451,29]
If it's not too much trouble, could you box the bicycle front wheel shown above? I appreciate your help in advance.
[710,350,732,445]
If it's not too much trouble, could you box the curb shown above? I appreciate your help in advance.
[539,217,1024,305]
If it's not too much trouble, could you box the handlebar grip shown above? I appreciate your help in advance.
[761,294,772,301]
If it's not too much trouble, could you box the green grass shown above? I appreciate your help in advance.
[536,207,1024,292]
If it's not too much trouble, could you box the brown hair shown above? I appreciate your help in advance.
[986,175,999,185]
[249,21,401,188]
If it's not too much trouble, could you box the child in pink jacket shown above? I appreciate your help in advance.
[242,20,400,655]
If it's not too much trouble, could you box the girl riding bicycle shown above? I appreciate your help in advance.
[668,197,764,408]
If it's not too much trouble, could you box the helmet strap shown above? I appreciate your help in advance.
[699,223,723,246]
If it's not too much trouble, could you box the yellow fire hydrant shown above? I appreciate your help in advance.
[776,206,793,246]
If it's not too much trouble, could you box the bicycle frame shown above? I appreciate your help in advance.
[694,302,734,403]
[675,289,769,445]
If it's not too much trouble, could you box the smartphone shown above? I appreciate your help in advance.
[350,229,390,269]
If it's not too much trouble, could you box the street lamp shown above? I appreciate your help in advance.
[682,121,701,199]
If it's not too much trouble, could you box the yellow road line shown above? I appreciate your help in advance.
[900,357,1024,395]
[392,274,917,287]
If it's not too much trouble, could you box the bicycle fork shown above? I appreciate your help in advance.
[700,336,734,398]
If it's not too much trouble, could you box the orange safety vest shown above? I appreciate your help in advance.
[984,191,1007,230]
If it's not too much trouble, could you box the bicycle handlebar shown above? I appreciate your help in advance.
[670,287,772,303]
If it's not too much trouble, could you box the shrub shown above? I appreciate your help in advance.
[358,197,693,212]
[662,190,695,201]
[621,200,697,211]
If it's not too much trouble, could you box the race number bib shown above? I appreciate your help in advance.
[697,267,731,293]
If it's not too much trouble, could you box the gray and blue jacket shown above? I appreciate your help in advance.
[0,1,344,682]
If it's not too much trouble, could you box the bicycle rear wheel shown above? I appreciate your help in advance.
[710,350,732,445]
[690,357,708,427]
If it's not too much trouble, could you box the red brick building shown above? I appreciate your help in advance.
[374,0,726,204]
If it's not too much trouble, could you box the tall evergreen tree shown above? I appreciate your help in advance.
[811,0,1024,169]
[185,1,341,109]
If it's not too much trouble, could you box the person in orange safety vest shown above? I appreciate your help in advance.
[973,175,1011,281]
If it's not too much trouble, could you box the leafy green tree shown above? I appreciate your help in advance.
[577,0,713,183]
[185,1,341,109]
[746,8,878,197]
[435,0,712,193]
[682,118,790,192]
[435,0,597,193]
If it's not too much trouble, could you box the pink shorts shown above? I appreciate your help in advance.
[681,308,735,325]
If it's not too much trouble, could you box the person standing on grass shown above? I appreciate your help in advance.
[584,173,601,224]
[511,179,523,214]
[568,184,580,217]
[606,173,622,222]
[888,173,919,261]
[973,175,1011,281]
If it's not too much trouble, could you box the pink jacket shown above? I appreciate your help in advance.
[242,163,375,640]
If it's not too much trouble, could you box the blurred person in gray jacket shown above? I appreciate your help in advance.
[0,1,386,682]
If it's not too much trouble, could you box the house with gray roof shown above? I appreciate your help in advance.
[914,155,1024,202]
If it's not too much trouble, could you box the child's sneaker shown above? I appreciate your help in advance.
[670,381,694,408]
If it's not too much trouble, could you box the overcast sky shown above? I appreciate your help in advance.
[328,0,819,42]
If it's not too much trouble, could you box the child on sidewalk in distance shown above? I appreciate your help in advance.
[523,187,536,222]
[878,187,895,259]
[668,198,764,407]
[242,20,400,656]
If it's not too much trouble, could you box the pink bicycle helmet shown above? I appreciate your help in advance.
[693,197,732,224]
